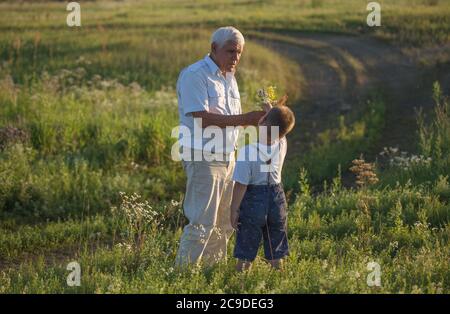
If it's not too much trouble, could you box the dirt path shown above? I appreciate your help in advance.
[250,31,450,160]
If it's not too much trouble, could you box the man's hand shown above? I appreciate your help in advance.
[262,101,272,113]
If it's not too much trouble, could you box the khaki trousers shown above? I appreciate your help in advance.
[175,150,235,267]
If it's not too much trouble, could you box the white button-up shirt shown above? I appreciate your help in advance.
[233,137,288,185]
[176,54,242,154]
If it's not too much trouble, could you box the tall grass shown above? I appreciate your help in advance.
[0,174,449,293]
[0,83,449,293]
[2,0,448,49]
[0,28,300,221]
[283,94,385,190]
[379,82,450,187]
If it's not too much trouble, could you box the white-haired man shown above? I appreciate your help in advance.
[175,26,266,267]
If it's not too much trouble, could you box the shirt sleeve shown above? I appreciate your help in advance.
[179,70,209,116]
[232,148,251,185]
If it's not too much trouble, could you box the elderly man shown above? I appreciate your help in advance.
[175,26,265,267]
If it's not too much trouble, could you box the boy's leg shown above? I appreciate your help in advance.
[233,220,263,265]
[262,187,289,264]
[233,188,267,267]
[268,258,283,270]
[236,259,253,272]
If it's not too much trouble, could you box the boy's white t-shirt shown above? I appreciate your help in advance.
[232,137,287,185]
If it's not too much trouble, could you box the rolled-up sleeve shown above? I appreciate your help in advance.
[179,70,209,116]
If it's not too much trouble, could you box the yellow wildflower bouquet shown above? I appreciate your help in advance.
[257,85,288,109]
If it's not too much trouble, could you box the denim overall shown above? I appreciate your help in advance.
[233,145,289,262]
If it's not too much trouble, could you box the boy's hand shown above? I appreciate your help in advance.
[230,209,240,230]
[230,182,247,230]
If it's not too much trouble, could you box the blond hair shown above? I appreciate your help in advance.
[265,106,295,138]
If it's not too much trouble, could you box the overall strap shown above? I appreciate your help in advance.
[257,143,271,185]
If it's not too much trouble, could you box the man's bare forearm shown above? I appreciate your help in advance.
[192,111,265,128]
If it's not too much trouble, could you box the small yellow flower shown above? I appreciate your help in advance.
[257,85,278,105]
[266,86,277,102]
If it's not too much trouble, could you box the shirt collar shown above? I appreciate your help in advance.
[205,54,234,79]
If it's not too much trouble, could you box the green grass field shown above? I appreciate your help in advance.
[0,0,449,293]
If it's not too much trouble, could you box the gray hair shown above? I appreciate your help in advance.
[210,26,245,48]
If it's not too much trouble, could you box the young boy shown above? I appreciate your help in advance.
[230,105,295,271]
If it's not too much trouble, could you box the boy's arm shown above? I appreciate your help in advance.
[230,182,248,230]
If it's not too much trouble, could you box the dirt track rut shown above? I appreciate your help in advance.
[252,32,450,159]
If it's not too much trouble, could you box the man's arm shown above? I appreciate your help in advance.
[192,111,265,128]
[230,182,248,230]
